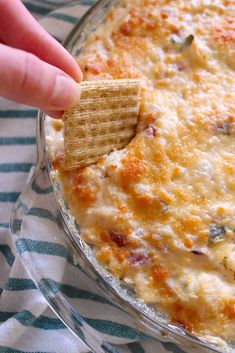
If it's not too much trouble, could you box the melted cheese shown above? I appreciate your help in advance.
[48,0,235,344]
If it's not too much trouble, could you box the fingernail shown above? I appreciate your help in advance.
[50,75,81,109]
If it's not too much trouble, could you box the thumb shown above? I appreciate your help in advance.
[0,44,81,112]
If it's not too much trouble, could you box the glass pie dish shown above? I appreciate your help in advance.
[10,1,235,353]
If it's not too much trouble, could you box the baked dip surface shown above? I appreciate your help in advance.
[47,0,235,344]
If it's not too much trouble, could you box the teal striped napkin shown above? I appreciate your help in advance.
[0,2,195,353]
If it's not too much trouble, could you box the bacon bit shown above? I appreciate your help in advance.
[144,124,158,137]
[172,317,193,333]
[109,231,127,247]
[223,299,235,319]
[83,63,101,75]
[120,23,132,36]
[152,265,168,282]
[52,151,65,170]
[128,249,151,265]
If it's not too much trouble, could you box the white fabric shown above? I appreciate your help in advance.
[0,2,204,353]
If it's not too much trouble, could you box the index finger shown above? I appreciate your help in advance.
[0,0,82,82]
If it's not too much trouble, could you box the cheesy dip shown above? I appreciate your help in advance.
[47,0,235,345]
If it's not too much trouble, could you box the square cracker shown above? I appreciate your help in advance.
[63,79,141,171]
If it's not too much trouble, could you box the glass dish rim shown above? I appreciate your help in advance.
[36,1,233,352]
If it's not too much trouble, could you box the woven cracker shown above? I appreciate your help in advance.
[63,79,141,170]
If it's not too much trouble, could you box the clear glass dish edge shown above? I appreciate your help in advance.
[10,1,234,352]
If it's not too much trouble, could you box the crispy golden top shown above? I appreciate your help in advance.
[49,0,235,344]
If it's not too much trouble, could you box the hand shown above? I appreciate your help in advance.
[0,0,83,118]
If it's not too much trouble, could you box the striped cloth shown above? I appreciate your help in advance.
[0,2,196,353]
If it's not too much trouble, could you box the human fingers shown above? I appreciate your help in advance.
[0,44,81,111]
[0,0,82,82]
